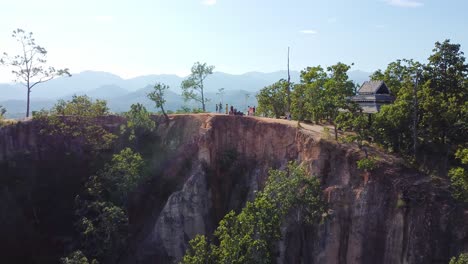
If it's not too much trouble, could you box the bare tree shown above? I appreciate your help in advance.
[1,29,71,117]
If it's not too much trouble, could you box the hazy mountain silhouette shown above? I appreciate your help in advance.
[0,69,371,118]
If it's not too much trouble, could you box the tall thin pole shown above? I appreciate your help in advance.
[287,47,291,114]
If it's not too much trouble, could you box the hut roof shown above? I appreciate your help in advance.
[357,80,390,95]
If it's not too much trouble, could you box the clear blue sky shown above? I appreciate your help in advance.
[1,0,467,82]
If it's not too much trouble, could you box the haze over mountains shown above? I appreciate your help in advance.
[0,70,371,118]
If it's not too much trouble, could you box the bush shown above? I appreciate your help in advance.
[357,157,378,171]
[449,253,468,264]
[182,162,326,263]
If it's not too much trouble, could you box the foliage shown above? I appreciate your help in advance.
[449,147,468,202]
[0,105,5,118]
[335,103,369,147]
[370,40,467,175]
[0,28,71,117]
[181,235,212,264]
[256,79,289,118]
[75,200,128,263]
[181,162,326,264]
[449,253,468,264]
[181,62,214,112]
[289,63,356,140]
[121,103,156,143]
[356,157,378,171]
[396,196,406,209]
[100,148,145,205]
[61,250,96,264]
[33,95,116,155]
[73,148,145,263]
[147,82,170,122]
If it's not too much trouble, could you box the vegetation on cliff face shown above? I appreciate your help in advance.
[450,253,468,264]
[181,162,326,264]
[33,95,116,156]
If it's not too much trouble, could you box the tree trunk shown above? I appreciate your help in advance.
[333,122,338,140]
[161,105,169,124]
[201,83,206,112]
[26,86,30,118]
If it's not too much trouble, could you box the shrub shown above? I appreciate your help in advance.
[357,157,378,171]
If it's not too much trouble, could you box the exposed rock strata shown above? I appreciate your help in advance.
[0,114,466,264]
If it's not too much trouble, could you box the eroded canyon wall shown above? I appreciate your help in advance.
[1,115,467,264]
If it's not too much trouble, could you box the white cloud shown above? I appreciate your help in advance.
[300,30,318,34]
[375,24,386,29]
[202,0,217,6]
[94,15,113,23]
[385,0,423,7]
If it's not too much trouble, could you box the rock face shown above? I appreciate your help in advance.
[132,114,468,264]
[1,114,467,264]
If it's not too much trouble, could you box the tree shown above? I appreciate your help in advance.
[323,62,355,140]
[61,250,94,264]
[182,163,326,264]
[292,66,328,123]
[33,95,115,155]
[74,148,145,263]
[449,147,468,202]
[256,79,288,118]
[100,148,145,205]
[121,103,156,149]
[420,40,467,157]
[1,28,71,117]
[449,253,468,264]
[0,105,6,119]
[181,62,214,112]
[147,82,170,123]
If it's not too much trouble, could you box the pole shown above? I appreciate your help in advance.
[287,47,291,114]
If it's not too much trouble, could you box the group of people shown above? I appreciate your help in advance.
[214,103,256,116]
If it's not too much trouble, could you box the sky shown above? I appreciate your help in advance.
[0,0,467,82]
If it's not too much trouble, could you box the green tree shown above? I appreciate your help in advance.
[52,95,109,117]
[0,28,71,117]
[75,200,128,263]
[182,163,326,264]
[420,40,468,162]
[291,66,328,123]
[61,250,95,264]
[147,82,170,123]
[100,148,145,205]
[121,103,156,144]
[74,148,145,263]
[33,95,115,155]
[370,59,418,96]
[323,62,355,140]
[370,59,423,155]
[256,79,288,118]
[449,253,468,264]
[181,62,214,112]
[449,147,468,202]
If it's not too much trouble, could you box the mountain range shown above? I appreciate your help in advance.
[0,70,371,118]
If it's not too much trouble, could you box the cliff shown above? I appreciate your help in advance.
[1,114,467,264]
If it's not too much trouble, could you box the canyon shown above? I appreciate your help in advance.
[0,114,467,264]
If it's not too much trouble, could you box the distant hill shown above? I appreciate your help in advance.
[0,69,371,118]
